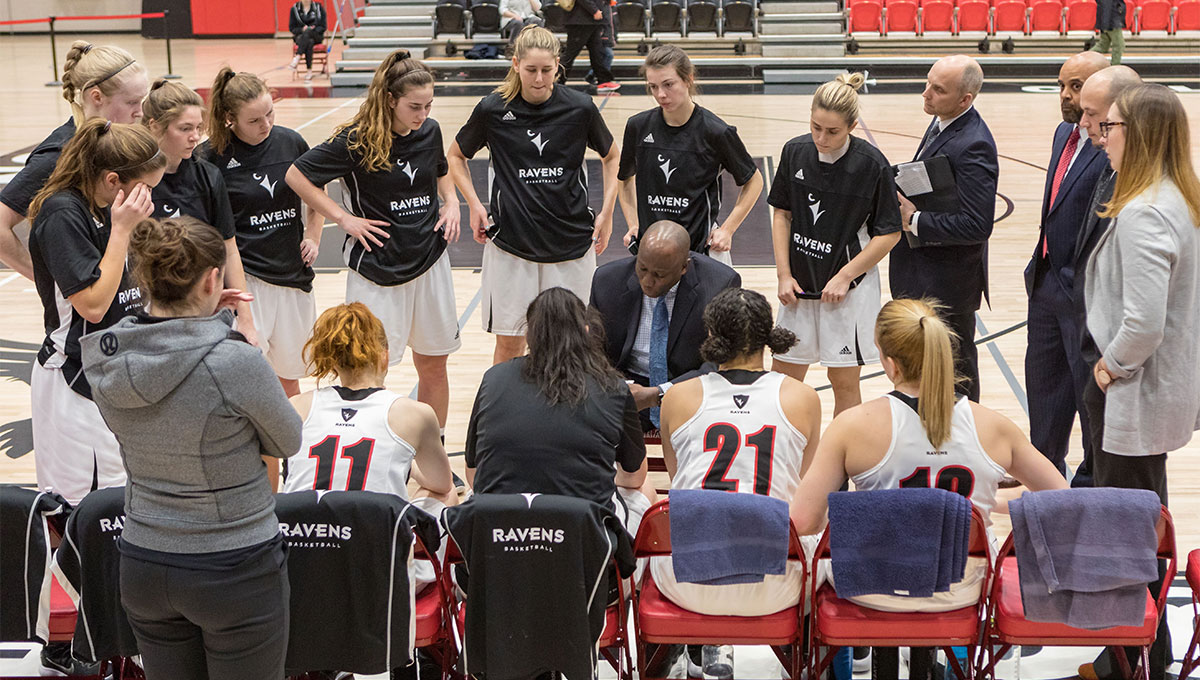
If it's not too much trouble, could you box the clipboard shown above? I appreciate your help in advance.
[892,155,959,248]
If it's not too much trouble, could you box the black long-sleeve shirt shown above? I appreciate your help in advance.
[289,1,327,36]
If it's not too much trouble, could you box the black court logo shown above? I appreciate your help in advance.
[99,333,119,356]
[733,394,749,409]
[341,408,357,422]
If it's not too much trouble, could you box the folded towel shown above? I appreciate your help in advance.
[1011,488,1160,629]
[669,489,789,586]
[828,488,970,599]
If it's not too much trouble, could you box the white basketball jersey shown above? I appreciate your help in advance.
[283,387,416,497]
[851,393,1007,526]
[670,371,808,501]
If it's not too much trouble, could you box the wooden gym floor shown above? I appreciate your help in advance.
[0,33,1197,557]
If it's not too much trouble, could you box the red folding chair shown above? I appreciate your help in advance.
[979,506,1177,680]
[957,0,993,32]
[808,505,989,680]
[1029,0,1065,30]
[849,0,886,33]
[1064,0,1098,31]
[922,0,956,32]
[993,0,1029,31]
[1177,549,1200,680]
[1137,0,1172,29]
[292,43,331,80]
[444,529,633,679]
[1176,0,1200,29]
[412,533,458,680]
[631,499,808,680]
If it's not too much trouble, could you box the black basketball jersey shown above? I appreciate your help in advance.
[0,118,75,217]
[618,106,757,254]
[30,190,144,399]
[0,488,68,644]
[150,156,236,240]
[455,87,614,263]
[199,126,314,291]
[768,135,902,298]
[293,121,448,286]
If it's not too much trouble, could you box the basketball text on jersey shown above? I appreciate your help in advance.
[793,232,833,255]
[98,515,126,534]
[249,207,298,231]
[278,521,353,541]
[390,194,433,217]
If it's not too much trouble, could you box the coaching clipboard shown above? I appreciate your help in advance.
[893,155,959,247]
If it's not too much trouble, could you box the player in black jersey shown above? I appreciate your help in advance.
[618,45,762,264]
[141,80,259,345]
[768,73,903,416]
[447,25,620,365]
[0,42,149,281]
[201,68,322,398]
[287,50,462,432]
[25,120,164,505]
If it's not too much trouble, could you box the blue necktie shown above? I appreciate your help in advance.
[918,120,940,158]
[649,296,669,428]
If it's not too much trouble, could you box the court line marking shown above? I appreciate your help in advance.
[294,96,364,132]
[0,273,20,288]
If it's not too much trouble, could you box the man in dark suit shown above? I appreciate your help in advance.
[1023,52,1110,484]
[590,220,741,427]
[893,54,999,402]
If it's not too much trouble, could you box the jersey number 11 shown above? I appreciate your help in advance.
[308,435,376,491]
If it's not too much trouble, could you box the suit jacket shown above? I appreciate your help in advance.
[889,107,999,313]
[1023,123,1108,296]
[589,253,741,382]
[1074,166,1116,363]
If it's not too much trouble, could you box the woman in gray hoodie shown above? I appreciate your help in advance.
[81,215,302,680]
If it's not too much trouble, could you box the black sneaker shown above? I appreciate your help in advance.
[40,642,101,676]
[451,472,468,495]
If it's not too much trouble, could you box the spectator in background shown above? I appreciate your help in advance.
[559,0,620,91]
[1090,0,1125,64]
[289,0,328,80]
[1081,82,1200,680]
[501,0,544,44]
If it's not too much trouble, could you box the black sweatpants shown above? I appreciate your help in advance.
[560,24,613,85]
[1082,376,1171,680]
[120,543,290,680]
[293,30,323,69]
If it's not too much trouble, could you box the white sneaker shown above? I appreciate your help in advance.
[702,645,734,680]
[853,647,871,673]
[304,72,314,83]
[290,55,300,69]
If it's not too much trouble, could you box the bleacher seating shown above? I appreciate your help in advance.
[1064,0,1097,31]
[688,0,722,33]
[884,0,920,34]
[722,0,757,32]
[543,2,568,30]
[434,1,468,36]
[1029,0,1065,32]
[957,0,992,32]
[615,0,651,33]
[1137,0,1172,30]
[468,0,502,35]
[1178,0,1200,30]
[922,0,956,33]
[652,0,687,32]
[993,0,1029,32]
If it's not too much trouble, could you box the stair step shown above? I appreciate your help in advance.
[761,12,845,20]
[353,24,436,37]
[762,67,846,82]
[346,36,437,46]
[761,42,844,55]
[364,4,437,16]
[368,0,439,5]
[359,15,433,25]
[342,46,430,59]
[761,20,843,33]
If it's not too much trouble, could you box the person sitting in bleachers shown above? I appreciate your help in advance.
[500,0,544,44]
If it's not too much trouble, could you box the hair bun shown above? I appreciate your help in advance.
[837,72,866,91]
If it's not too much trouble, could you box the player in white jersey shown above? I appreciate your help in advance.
[789,298,1066,679]
[654,288,821,677]
[285,303,456,519]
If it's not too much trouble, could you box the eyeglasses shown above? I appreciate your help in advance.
[1099,121,1126,138]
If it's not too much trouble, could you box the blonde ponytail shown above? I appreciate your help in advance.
[60,41,147,127]
[875,299,959,449]
[496,25,560,103]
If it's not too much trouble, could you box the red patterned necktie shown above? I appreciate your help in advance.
[1044,127,1081,257]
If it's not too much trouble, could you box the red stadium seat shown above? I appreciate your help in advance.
[631,500,809,680]
[1064,0,1098,30]
[957,0,992,31]
[1137,0,1172,30]
[979,506,1177,680]
[413,533,459,679]
[808,506,990,680]
[1177,0,1200,29]
[885,0,921,32]
[849,0,885,33]
[993,0,1029,31]
[1179,549,1200,680]
[1029,0,1065,30]
[922,0,956,31]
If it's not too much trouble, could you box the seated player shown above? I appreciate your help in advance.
[653,287,821,678]
[789,298,1067,680]
[284,302,457,517]
[465,287,656,537]
[589,220,741,427]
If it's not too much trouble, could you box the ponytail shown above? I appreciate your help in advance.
[304,302,390,382]
[333,49,434,172]
[206,67,271,156]
[496,25,560,104]
[28,119,165,221]
[142,79,203,131]
[700,288,796,365]
[129,216,227,307]
[61,41,147,127]
[875,298,958,449]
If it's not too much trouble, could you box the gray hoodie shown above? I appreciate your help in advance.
[81,310,302,554]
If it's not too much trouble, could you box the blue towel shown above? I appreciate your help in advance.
[669,489,789,586]
[827,488,970,599]
[1010,488,1161,629]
